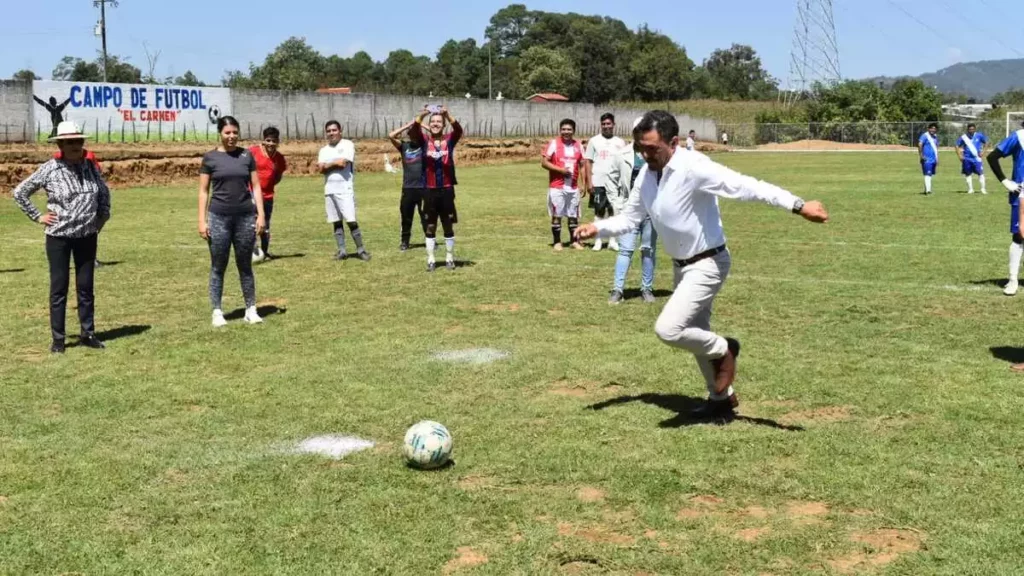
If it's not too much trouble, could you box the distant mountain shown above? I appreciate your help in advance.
[867,58,1024,101]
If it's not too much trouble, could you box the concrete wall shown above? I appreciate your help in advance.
[0,79,718,143]
[0,80,33,143]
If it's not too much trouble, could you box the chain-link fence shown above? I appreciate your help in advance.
[717,120,1007,149]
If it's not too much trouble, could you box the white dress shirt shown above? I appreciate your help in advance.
[594,146,801,261]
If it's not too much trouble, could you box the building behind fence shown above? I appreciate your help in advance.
[0,79,717,144]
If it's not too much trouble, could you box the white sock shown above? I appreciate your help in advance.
[445,237,455,261]
[980,174,987,191]
[1010,242,1023,282]
[709,386,735,401]
[925,176,932,193]
[966,176,974,193]
[426,237,436,263]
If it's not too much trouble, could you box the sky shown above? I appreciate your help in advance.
[2,0,1022,87]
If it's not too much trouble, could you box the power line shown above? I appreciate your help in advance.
[930,0,1023,58]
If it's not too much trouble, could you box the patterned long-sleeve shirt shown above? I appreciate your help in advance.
[12,158,111,238]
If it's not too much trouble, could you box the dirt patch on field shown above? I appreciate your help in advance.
[549,379,623,399]
[0,137,552,189]
[442,546,488,574]
[472,303,521,313]
[457,475,498,491]
[779,406,853,425]
[676,494,724,520]
[829,529,924,573]
[0,495,8,504]
[576,486,607,503]
[756,140,917,152]
[785,501,830,525]
[558,522,635,546]
[734,527,771,542]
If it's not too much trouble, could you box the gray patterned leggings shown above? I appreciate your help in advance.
[208,211,257,310]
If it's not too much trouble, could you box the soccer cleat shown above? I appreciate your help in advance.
[981,189,988,195]
[570,242,585,250]
[593,238,603,251]
[334,250,348,261]
[1004,281,1019,296]
[244,307,263,324]
[357,250,372,262]
[212,309,228,328]
[608,290,623,304]
[252,248,265,263]
[399,243,410,252]
[79,335,106,349]
[968,190,975,195]
[690,393,739,421]
[609,238,619,251]
[50,339,66,354]
[641,289,656,303]
[553,243,564,252]
[446,260,455,271]
[426,261,436,272]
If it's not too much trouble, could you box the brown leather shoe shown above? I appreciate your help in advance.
[709,338,741,396]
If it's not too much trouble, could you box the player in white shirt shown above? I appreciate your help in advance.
[318,120,370,261]
[576,111,829,419]
[585,113,627,251]
[721,131,728,146]
[686,130,696,151]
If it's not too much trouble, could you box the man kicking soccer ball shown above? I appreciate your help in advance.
[575,111,829,419]
[318,120,370,261]
[918,123,940,194]
[544,118,586,251]
[987,122,1024,296]
[956,123,988,195]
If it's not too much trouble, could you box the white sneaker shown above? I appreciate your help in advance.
[982,189,988,195]
[1004,281,1019,296]
[609,238,619,251]
[593,238,603,251]
[252,248,265,263]
[212,309,227,328]
[968,190,975,194]
[244,306,263,324]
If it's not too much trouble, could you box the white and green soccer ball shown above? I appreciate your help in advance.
[403,420,453,469]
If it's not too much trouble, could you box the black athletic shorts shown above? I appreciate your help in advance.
[424,187,457,223]
[589,186,610,212]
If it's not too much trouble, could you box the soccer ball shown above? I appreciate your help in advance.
[403,420,453,469]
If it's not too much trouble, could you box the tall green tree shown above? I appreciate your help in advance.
[627,26,695,101]
[485,4,537,58]
[173,70,205,86]
[12,69,40,82]
[382,50,435,95]
[703,44,777,100]
[887,79,942,121]
[248,37,326,90]
[436,39,487,97]
[517,46,578,97]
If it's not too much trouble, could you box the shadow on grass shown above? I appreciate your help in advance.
[406,459,456,471]
[453,260,476,269]
[970,279,1013,288]
[622,288,674,300]
[588,393,805,431]
[224,305,287,321]
[268,253,305,260]
[0,268,26,274]
[67,324,151,347]
[95,260,122,268]
[990,346,1024,364]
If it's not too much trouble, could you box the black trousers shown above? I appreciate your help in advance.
[46,234,97,341]
[400,187,427,244]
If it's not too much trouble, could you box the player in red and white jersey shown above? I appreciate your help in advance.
[541,118,587,251]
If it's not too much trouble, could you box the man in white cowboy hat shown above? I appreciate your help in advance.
[12,121,112,354]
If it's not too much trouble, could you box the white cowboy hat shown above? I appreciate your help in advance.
[49,121,88,142]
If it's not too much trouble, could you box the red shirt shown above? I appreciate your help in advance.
[544,138,584,190]
[410,122,462,189]
[249,145,287,200]
[54,149,101,172]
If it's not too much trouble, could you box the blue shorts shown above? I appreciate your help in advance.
[962,159,983,176]
[921,161,937,176]
[1011,194,1020,235]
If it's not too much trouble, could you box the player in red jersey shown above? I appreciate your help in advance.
[409,106,463,271]
[249,127,287,261]
[542,119,587,251]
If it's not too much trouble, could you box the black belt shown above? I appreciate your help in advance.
[673,245,727,268]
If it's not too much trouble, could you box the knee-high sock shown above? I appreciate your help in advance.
[1010,241,1023,282]
[425,236,436,263]
[966,176,974,193]
[979,174,987,191]
[925,176,932,193]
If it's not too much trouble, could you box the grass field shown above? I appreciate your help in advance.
[2,153,1024,575]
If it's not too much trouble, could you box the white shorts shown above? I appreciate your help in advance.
[325,193,356,223]
[547,188,580,218]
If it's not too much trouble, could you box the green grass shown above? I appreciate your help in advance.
[2,154,1024,575]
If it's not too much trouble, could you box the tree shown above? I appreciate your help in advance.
[12,69,40,82]
[807,80,894,122]
[887,79,942,122]
[485,4,537,58]
[627,26,695,101]
[703,44,777,100]
[992,89,1024,108]
[436,38,487,97]
[568,19,631,103]
[222,70,252,89]
[173,70,205,86]
[51,54,139,83]
[248,37,326,90]
[382,50,435,95]
[104,55,143,83]
[517,46,579,98]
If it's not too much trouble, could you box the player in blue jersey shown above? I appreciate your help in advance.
[956,123,989,194]
[917,123,940,194]
[986,122,1024,296]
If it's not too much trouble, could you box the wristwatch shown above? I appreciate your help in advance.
[792,198,805,214]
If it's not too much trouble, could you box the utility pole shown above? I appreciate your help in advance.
[94,0,119,81]
[786,0,840,105]
[488,43,493,100]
